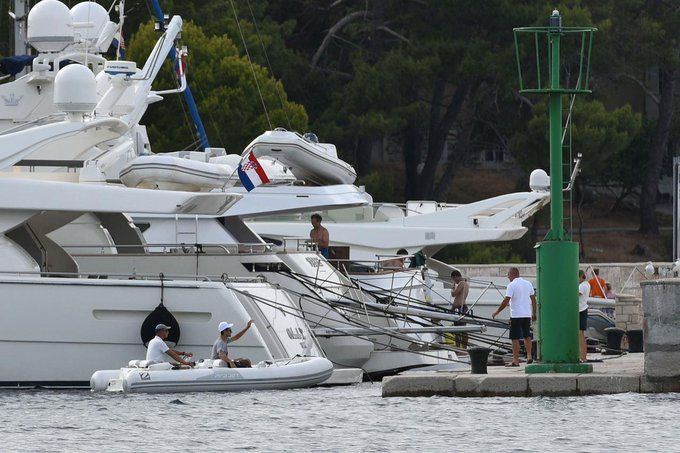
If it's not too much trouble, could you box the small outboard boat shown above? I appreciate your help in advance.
[119,152,297,191]
[245,129,357,185]
[120,154,234,191]
[91,356,333,393]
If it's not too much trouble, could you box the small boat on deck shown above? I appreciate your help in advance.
[119,151,296,191]
[91,356,333,393]
[246,129,357,185]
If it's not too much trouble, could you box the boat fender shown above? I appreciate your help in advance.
[140,273,181,347]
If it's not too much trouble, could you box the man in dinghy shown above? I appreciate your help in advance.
[310,213,330,259]
[212,320,255,368]
[146,324,194,367]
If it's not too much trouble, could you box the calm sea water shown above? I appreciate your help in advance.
[1,383,679,452]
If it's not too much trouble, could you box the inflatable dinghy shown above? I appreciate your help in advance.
[91,356,333,393]
[245,129,357,185]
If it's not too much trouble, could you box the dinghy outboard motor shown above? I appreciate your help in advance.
[140,273,180,347]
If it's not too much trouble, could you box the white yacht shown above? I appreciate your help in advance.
[0,1,342,387]
[0,1,487,380]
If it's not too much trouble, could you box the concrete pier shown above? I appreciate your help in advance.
[383,277,680,397]
[382,354,679,397]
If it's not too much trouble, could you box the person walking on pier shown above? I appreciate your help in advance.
[492,268,536,367]
[578,270,591,362]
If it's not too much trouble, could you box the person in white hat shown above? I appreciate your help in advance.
[212,320,254,368]
[146,323,193,366]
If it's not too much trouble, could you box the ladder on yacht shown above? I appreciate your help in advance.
[174,214,199,244]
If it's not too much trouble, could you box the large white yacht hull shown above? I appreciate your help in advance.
[0,277,311,386]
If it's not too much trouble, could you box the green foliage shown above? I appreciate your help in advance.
[434,243,525,265]
[356,171,396,202]
[510,99,642,186]
[127,21,307,152]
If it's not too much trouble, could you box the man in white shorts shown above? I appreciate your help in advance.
[146,323,193,366]
[492,268,537,367]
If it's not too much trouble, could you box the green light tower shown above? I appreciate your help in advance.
[513,11,596,373]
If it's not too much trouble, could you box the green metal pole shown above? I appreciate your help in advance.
[548,26,563,242]
[526,10,592,374]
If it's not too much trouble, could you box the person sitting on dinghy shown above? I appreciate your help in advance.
[212,320,254,368]
[146,324,194,367]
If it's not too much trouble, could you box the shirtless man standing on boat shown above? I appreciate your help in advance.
[212,320,254,368]
[310,213,330,259]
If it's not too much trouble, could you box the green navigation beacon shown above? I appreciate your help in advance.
[513,10,596,373]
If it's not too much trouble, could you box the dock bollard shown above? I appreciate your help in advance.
[467,347,492,374]
[626,329,644,353]
[604,327,625,354]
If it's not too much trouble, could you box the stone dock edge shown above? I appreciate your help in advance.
[381,373,680,398]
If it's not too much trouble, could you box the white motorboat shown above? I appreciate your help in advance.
[91,356,333,393]
[245,129,357,185]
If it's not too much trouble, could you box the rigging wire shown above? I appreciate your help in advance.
[244,0,292,130]
[228,0,272,129]
[225,283,471,365]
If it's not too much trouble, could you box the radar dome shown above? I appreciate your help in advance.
[54,64,98,113]
[27,0,74,52]
[529,169,550,192]
[71,2,110,43]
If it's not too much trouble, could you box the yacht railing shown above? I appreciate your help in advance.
[0,268,267,284]
[281,237,318,253]
[63,242,276,255]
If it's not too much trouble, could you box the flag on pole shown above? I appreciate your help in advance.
[238,151,270,191]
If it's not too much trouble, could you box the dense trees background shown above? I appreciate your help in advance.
[13,0,678,236]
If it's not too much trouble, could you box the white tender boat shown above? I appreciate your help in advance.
[119,152,298,191]
[91,356,333,393]
[246,129,357,185]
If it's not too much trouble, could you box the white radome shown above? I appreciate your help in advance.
[54,64,98,113]
[529,169,550,192]
[71,2,110,43]
[27,0,74,53]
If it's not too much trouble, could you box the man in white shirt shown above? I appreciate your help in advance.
[578,270,591,362]
[492,268,537,367]
[146,324,193,366]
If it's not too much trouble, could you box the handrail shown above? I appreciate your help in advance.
[0,269,213,281]
[64,242,275,255]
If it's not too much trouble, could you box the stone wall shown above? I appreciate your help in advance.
[641,279,680,379]
[454,262,672,298]
[615,294,643,330]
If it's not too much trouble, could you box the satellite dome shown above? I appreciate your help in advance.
[27,0,74,53]
[529,169,550,192]
[54,64,98,113]
[71,2,110,43]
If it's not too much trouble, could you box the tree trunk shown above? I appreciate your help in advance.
[416,82,471,199]
[432,118,474,201]
[639,66,677,234]
[355,136,373,176]
[403,121,424,200]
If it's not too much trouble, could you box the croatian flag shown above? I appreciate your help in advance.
[238,151,270,191]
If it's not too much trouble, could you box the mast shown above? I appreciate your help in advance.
[149,0,210,151]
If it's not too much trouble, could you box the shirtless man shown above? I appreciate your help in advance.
[310,213,330,259]
[451,270,470,348]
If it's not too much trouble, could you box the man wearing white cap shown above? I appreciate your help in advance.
[212,320,254,368]
[146,323,193,366]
